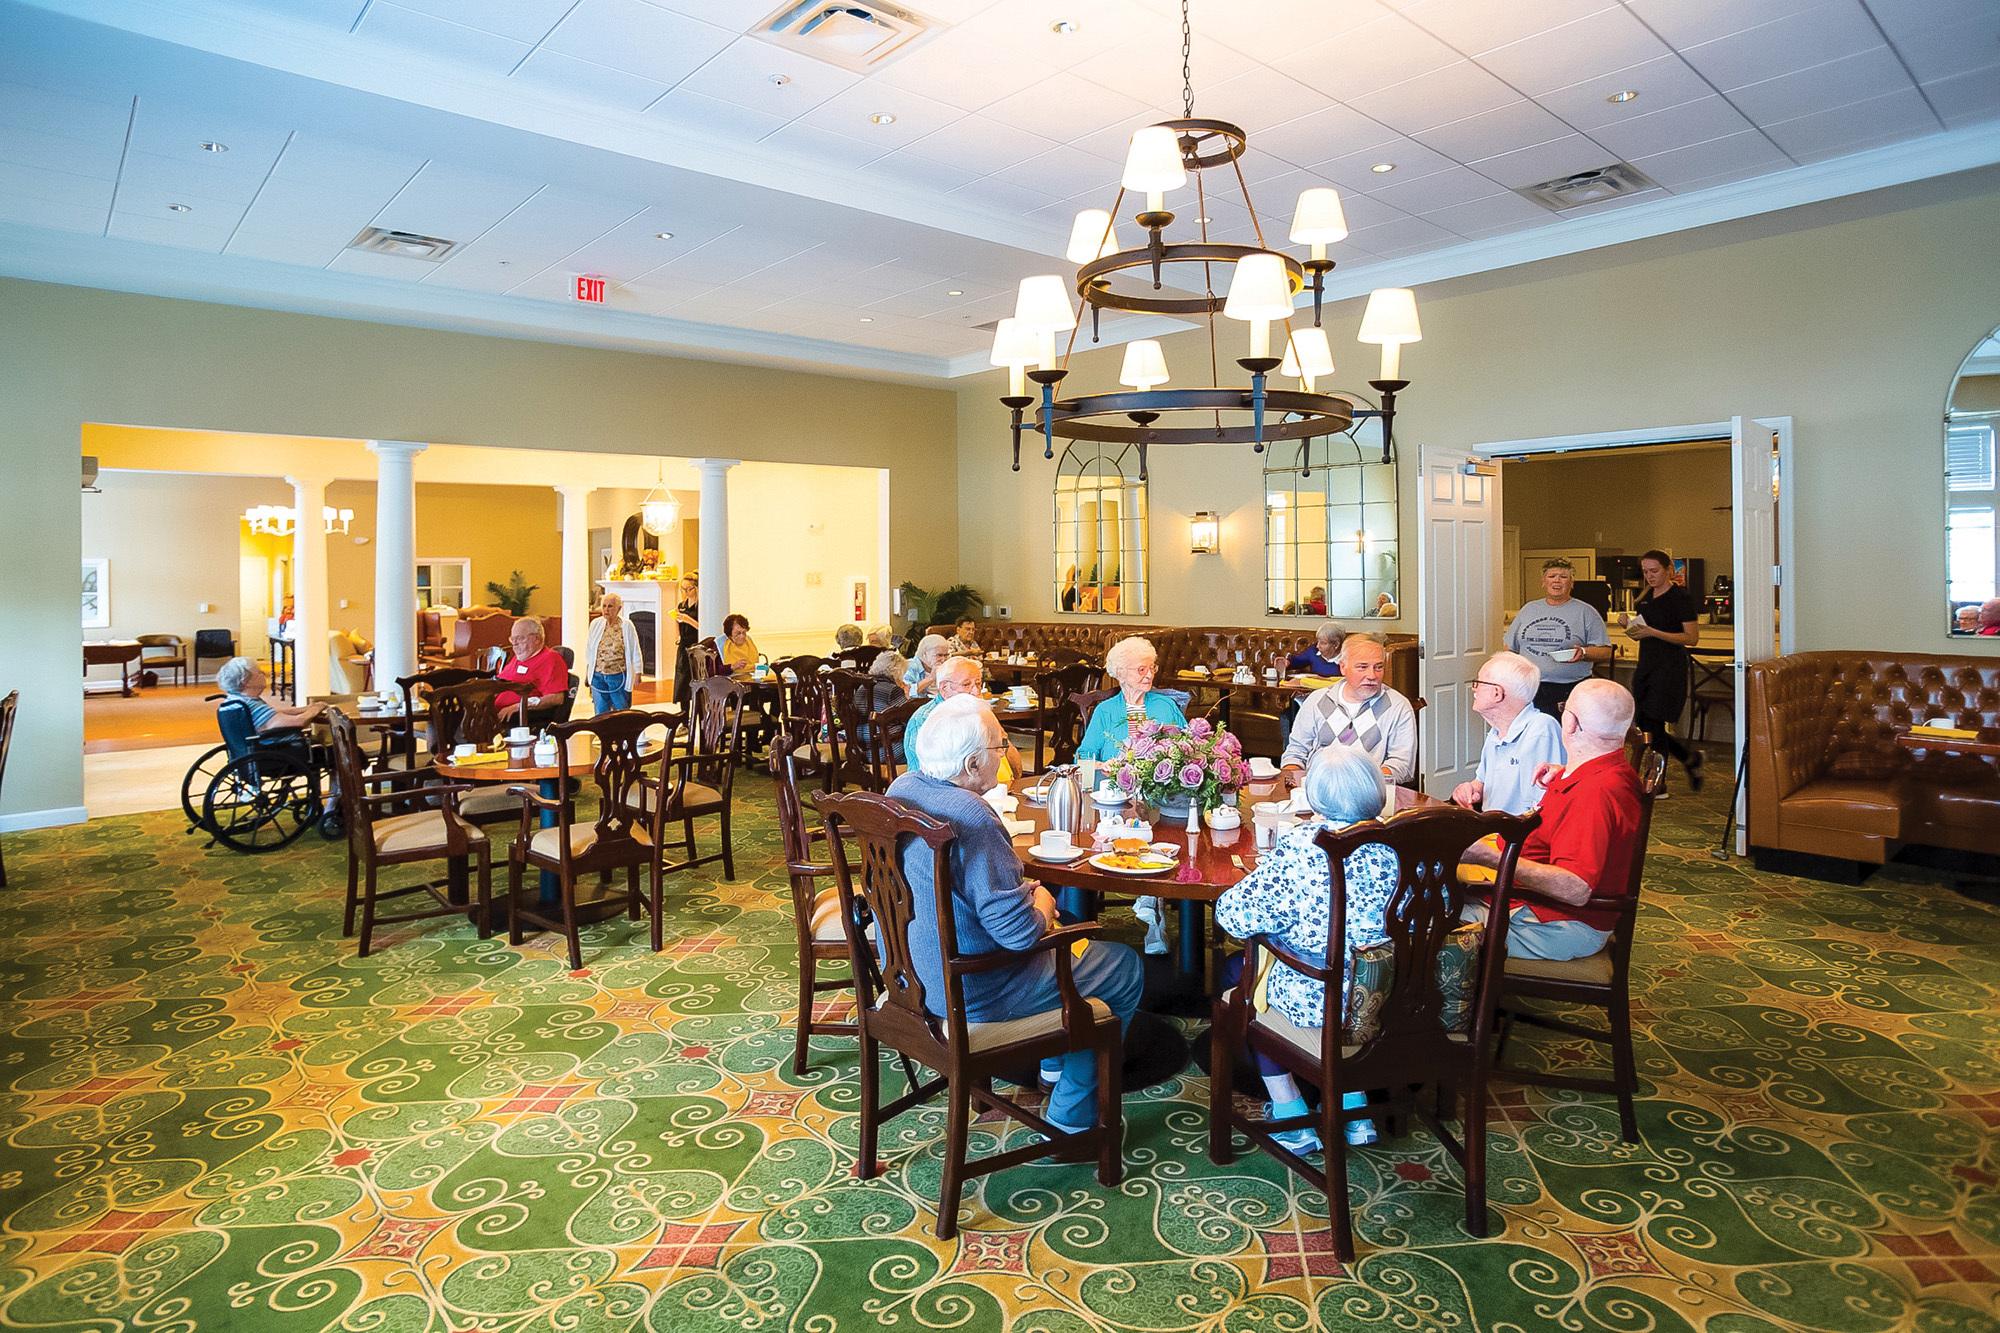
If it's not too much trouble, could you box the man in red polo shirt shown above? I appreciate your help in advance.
[1461,678,1643,961]
[495,617,569,723]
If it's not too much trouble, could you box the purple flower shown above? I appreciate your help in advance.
[1189,717,1213,739]
[1153,757,1177,784]
[1209,757,1232,781]
[1179,762,1205,788]
[1131,738,1156,760]
[1117,766,1137,791]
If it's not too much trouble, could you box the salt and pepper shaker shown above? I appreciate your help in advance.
[1185,801,1201,835]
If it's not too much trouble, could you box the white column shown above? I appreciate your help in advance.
[287,474,332,703]
[367,440,427,691]
[555,484,591,667]
[694,458,740,640]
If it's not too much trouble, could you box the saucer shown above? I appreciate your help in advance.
[1030,845,1086,862]
[1091,790,1130,806]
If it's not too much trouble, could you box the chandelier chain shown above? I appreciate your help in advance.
[1180,0,1194,118]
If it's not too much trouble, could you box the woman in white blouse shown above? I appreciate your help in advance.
[1213,743,1399,1153]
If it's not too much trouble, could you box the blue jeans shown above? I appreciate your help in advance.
[1009,940,1144,1129]
[590,672,631,713]
[1463,903,1610,960]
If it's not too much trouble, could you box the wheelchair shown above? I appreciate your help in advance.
[181,696,330,853]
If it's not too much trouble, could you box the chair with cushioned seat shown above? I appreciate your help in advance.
[327,711,491,957]
[652,676,745,879]
[773,657,839,788]
[429,679,530,828]
[1490,751,1667,1144]
[137,634,189,686]
[1208,804,1537,1262]
[1030,661,1101,770]
[507,709,677,969]
[815,789,1123,1241]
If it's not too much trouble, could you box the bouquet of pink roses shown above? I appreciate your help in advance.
[1110,716,1254,812]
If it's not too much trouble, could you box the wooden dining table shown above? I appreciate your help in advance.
[1896,726,2000,760]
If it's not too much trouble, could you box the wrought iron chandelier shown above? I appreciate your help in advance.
[991,0,1421,474]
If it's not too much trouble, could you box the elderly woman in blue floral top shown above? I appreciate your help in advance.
[1213,743,1399,1154]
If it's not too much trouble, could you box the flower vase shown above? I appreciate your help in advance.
[1152,792,1195,819]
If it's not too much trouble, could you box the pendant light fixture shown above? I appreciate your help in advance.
[639,461,678,537]
[991,0,1420,473]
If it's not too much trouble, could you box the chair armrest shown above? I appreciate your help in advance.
[506,785,563,810]
[359,765,435,789]
[787,860,833,879]
[1255,934,1335,983]
[1492,878,1630,918]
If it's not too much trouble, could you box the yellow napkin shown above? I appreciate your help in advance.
[1290,674,1340,689]
[445,750,511,769]
[1251,950,1276,1013]
[1909,725,1982,740]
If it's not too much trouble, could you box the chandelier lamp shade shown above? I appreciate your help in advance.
[991,0,1418,474]
[639,459,679,536]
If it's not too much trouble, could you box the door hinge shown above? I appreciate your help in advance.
[1771,564,1781,586]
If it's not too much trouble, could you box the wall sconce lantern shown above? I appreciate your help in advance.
[1190,511,1220,555]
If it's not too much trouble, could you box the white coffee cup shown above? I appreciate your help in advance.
[1263,666,1279,681]
[1037,829,1073,855]
[509,726,532,742]
[451,743,476,760]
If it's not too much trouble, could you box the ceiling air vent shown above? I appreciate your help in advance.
[1517,163,1658,212]
[757,0,933,73]
[347,227,461,262]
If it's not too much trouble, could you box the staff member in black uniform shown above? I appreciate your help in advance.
[673,572,699,707]
[1626,548,1703,789]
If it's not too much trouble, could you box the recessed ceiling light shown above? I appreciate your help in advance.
[654,231,675,240]
[1606,89,1640,104]
[1196,215,1212,224]
[1051,19,1077,34]
[859,316,875,322]
[1370,162,1396,174]
[769,73,792,86]
[198,140,227,153]
[946,289,964,296]
[869,112,897,125]
[167,202,192,212]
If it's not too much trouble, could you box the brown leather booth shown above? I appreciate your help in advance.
[1747,651,2000,876]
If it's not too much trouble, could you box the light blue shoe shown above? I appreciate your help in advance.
[1342,1090,1378,1146]
[1267,1099,1321,1155]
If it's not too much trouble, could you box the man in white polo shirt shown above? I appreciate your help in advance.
[1280,633,1418,786]
[1450,651,1566,815]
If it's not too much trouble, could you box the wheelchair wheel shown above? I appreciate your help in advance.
[203,749,319,853]
[180,743,232,833]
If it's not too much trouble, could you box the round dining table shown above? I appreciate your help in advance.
[432,734,599,909]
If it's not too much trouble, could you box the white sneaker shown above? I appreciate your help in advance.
[1133,895,1161,926]
[1143,920,1168,955]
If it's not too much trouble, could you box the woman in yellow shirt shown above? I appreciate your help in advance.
[719,614,760,678]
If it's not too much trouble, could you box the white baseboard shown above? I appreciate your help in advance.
[0,805,87,833]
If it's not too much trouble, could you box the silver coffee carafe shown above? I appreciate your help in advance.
[1042,764,1086,840]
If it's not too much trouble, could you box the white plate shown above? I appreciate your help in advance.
[1088,851,1176,876]
[1091,790,1130,806]
[1030,846,1086,863]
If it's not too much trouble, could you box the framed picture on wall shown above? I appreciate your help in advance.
[82,558,109,629]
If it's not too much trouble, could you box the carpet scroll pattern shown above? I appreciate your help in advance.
[0,776,1995,1332]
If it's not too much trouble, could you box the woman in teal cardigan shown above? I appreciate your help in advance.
[1076,635,1187,957]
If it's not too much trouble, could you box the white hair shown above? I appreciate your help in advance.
[1569,678,1636,742]
[216,656,260,695]
[1304,744,1388,825]
[914,694,996,781]
[865,624,896,648]
[1315,621,1345,647]
[1483,651,1541,706]
[914,633,949,667]
[1103,635,1158,684]
[869,650,909,680]
[934,656,983,689]
[1339,631,1386,662]
[512,617,544,640]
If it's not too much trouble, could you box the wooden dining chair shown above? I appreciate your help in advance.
[824,667,892,791]
[1490,751,1668,1143]
[845,694,925,793]
[137,633,189,686]
[507,709,677,969]
[1031,662,1101,771]
[832,645,885,672]
[326,711,492,957]
[773,658,840,789]
[0,691,15,888]
[384,666,488,772]
[429,679,531,827]
[654,676,746,879]
[1061,687,1120,762]
[815,790,1123,1241]
[1209,804,1539,1262]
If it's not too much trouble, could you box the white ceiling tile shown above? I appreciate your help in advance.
[267,134,425,195]
[0,80,130,141]
[561,211,730,279]
[947,175,1062,212]
[899,114,1057,175]
[1474,7,1674,96]
[1875,12,2000,84]
[116,149,277,209]
[1416,189,1552,231]
[673,36,859,117]
[858,150,985,193]
[233,181,388,244]
[1397,0,1614,56]
[1922,65,2000,129]
[1532,56,1717,130]
[390,0,574,43]
[108,211,235,251]
[355,3,534,73]
[645,87,790,140]
[374,164,541,240]
[1203,0,1391,59]
[760,122,890,169]
[1727,47,1913,123]
[1587,95,1758,162]
[510,49,670,111]
[542,0,733,85]
[1345,213,1458,253]
[226,215,361,265]
[1349,62,1520,136]
[0,125,125,180]
[251,0,370,27]
[1623,0,1834,49]
[643,0,784,29]
[1311,137,1458,190]
[1248,104,1400,170]
[797,80,962,148]
[1658,162,1791,193]
[1468,133,1618,188]
[1679,2,1888,90]
[0,193,105,234]
[1276,13,1459,101]
[986,145,1120,198]
[1190,67,1336,136]
[1068,32,1257,112]
[1364,163,1504,212]
[982,71,1149,141]
[867,30,1037,112]
[114,185,249,228]
[1327,191,1412,231]
[1413,99,1570,162]
[126,105,291,165]
[0,160,116,211]
[1070,111,1171,164]
[1762,86,1941,160]
[1629,129,1790,187]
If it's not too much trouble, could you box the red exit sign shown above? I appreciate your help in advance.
[573,275,607,304]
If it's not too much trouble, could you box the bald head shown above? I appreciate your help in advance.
[934,656,984,698]
[1567,678,1635,744]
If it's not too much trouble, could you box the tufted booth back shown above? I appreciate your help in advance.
[964,621,1420,701]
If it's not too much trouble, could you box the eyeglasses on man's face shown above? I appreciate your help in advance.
[1472,679,1505,693]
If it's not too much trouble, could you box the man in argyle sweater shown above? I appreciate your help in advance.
[1279,632,1418,786]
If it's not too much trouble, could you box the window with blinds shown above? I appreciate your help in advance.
[1947,423,1995,491]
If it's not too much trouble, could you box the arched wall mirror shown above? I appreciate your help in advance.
[1264,402,1399,619]
[1947,326,2000,637]
[1053,442,1148,615]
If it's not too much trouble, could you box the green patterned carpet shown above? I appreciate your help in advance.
[1,763,1996,1333]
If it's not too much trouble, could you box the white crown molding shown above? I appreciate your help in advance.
[0,222,954,381]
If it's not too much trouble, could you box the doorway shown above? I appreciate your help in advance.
[1419,417,1793,847]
